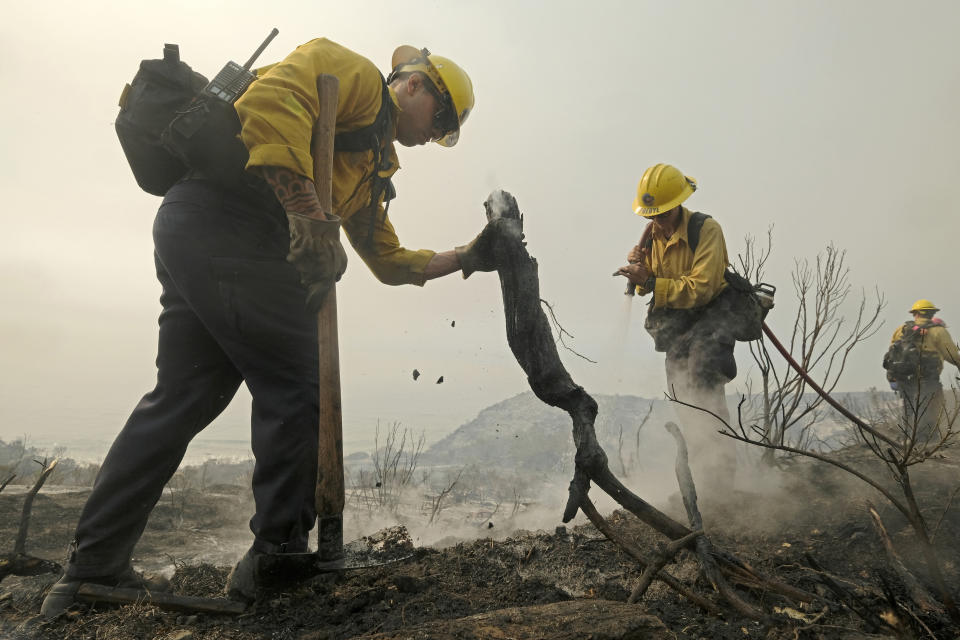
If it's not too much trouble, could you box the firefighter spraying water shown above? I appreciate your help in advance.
[614,163,773,491]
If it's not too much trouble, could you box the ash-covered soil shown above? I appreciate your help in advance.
[2,450,959,639]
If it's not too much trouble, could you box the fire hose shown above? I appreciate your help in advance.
[620,262,875,436]
[761,323,876,434]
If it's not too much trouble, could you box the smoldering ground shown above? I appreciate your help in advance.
[4,403,960,639]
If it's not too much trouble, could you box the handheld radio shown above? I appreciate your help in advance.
[201,28,279,104]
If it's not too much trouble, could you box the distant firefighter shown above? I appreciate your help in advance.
[883,299,960,442]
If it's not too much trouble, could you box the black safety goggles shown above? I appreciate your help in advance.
[424,81,459,139]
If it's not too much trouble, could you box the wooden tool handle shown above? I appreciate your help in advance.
[625,221,655,296]
[310,75,344,537]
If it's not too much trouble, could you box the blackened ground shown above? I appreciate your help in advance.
[2,451,959,639]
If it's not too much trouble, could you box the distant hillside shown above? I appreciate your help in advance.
[422,392,678,475]
[421,390,896,475]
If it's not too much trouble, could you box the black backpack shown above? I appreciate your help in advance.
[115,44,207,196]
[643,212,772,343]
[116,43,396,211]
[883,321,942,380]
[115,46,250,195]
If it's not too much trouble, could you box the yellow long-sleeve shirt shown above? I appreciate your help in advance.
[234,38,435,286]
[891,317,960,375]
[635,207,729,309]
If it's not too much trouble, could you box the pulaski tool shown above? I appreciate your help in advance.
[312,73,346,567]
[259,75,412,584]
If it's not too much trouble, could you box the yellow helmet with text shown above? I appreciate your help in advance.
[390,45,474,147]
[632,163,697,217]
[910,299,939,313]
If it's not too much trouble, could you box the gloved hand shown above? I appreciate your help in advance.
[286,212,348,312]
[616,262,652,285]
[455,223,499,279]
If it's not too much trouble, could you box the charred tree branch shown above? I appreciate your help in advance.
[577,496,720,615]
[74,584,247,615]
[867,503,943,614]
[15,458,58,554]
[665,422,762,620]
[627,530,706,607]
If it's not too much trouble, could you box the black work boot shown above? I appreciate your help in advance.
[226,537,312,603]
[41,566,171,618]
[225,547,262,603]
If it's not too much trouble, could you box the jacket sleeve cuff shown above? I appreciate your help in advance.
[405,249,436,287]
[245,144,314,180]
[356,248,436,286]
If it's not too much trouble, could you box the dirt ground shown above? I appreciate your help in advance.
[2,451,959,639]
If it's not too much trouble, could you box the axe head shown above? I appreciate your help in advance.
[257,525,415,584]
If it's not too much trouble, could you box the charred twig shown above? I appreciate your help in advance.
[867,503,942,614]
[578,496,721,616]
[805,553,894,634]
[930,484,960,544]
[665,422,762,620]
[897,600,941,640]
[540,298,597,364]
[628,530,704,605]
[0,473,15,494]
[713,551,816,603]
[428,469,463,526]
[16,459,58,555]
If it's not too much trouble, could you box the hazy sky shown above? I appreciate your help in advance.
[2,1,958,458]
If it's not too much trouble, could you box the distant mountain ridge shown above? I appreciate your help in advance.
[422,390,894,475]
[423,392,676,474]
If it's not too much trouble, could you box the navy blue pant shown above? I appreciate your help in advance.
[68,180,319,578]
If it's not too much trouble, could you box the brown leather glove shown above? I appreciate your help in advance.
[286,212,348,311]
[455,223,499,279]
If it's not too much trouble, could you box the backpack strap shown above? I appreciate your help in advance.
[334,74,392,153]
[329,74,396,249]
[686,211,711,253]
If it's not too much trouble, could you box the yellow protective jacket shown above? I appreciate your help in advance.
[891,317,960,375]
[235,38,435,286]
[635,207,729,309]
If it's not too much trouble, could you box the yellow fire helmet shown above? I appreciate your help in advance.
[632,163,697,217]
[910,299,940,313]
[390,45,474,147]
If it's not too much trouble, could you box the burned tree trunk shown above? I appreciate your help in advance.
[482,191,689,540]
[482,190,816,614]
